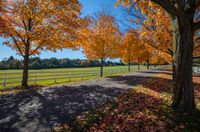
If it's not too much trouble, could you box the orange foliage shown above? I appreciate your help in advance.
[116,0,200,61]
[78,12,121,61]
[120,30,140,64]
[0,0,83,57]
[120,29,170,65]
[0,0,84,87]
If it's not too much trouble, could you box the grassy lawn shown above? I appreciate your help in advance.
[0,65,146,89]
[55,70,200,131]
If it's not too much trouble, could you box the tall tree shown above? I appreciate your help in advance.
[125,4,200,80]
[0,0,82,87]
[120,29,141,71]
[78,12,121,77]
[116,0,200,113]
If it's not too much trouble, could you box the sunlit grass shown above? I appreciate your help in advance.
[0,65,147,89]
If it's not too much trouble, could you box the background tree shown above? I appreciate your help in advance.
[78,11,121,77]
[120,30,139,71]
[116,0,200,113]
[0,0,83,87]
[119,29,159,70]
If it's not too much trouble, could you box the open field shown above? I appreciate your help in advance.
[0,65,147,89]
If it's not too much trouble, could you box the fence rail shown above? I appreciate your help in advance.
[0,67,137,88]
[193,67,200,73]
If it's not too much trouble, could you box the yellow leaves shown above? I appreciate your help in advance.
[78,13,121,61]
[120,29,151,64]
[114,0,121,8]
[116,0,172,64]
[134,86,162,100]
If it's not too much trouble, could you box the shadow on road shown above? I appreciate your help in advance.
[0,84,127,132]
[1,68,199,132]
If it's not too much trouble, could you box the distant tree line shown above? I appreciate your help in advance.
[0,56,125,70]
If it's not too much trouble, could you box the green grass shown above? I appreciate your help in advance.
[0,65,146,89]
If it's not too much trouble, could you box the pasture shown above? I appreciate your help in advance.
[0,65,146,89]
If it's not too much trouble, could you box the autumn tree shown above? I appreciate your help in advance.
[120,29,155,70]
[138,9,173,58]
[120,30,139,71]
[125,4,200,80]
[116,0,200,113]
[0,0,83,87]
[140,31,172,69]
[78,12,121,77]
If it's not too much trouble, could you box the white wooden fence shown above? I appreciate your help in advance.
[193,67,200,73]
[0,68,134,88]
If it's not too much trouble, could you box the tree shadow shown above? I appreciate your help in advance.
[69,86,200,131]
[139,71,172,76]
[108,75,173,94]
[0,85,127,132]
[1,68,200,132]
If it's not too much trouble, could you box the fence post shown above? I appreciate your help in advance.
[82,72,84,80]
[34,72,36,85]
[69,72,71,82]
[54,72,57,84]
[3,73,7,87]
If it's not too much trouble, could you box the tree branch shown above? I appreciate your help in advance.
[151,0,179,16]
[10,35,25,57]
[29,40,46,56]
[194,21,200,30]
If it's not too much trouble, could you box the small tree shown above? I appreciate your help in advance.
[79,12,121,77]
[120,30,140,71]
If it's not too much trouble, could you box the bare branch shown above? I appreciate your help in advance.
[29,40,46,56]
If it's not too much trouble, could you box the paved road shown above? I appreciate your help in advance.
[0,67,168,132]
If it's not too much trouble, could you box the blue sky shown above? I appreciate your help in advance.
[0,0,126,61]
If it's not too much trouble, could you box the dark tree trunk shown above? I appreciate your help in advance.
[170,15,178,83]
[172,59,176,82]
[128,53,131,72]
[128,62,131,72]
[128,64,131,72]
[22,18,32,88]
[170,15,196,113]
[22,54,29,88]
[137,58,140,70]
[146,58,150,69]
[100,58,104,77]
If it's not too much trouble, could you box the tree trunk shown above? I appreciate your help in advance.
[137,58,140,70]
[100,58,104,77]
[128,53,131,72]
[22,54,29,88]
[22,18,32,88]
[172,59,176,82]
[146,58,150,69]
[128,62,130,72]
[170,15,178,83]
[170,15,196,113]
